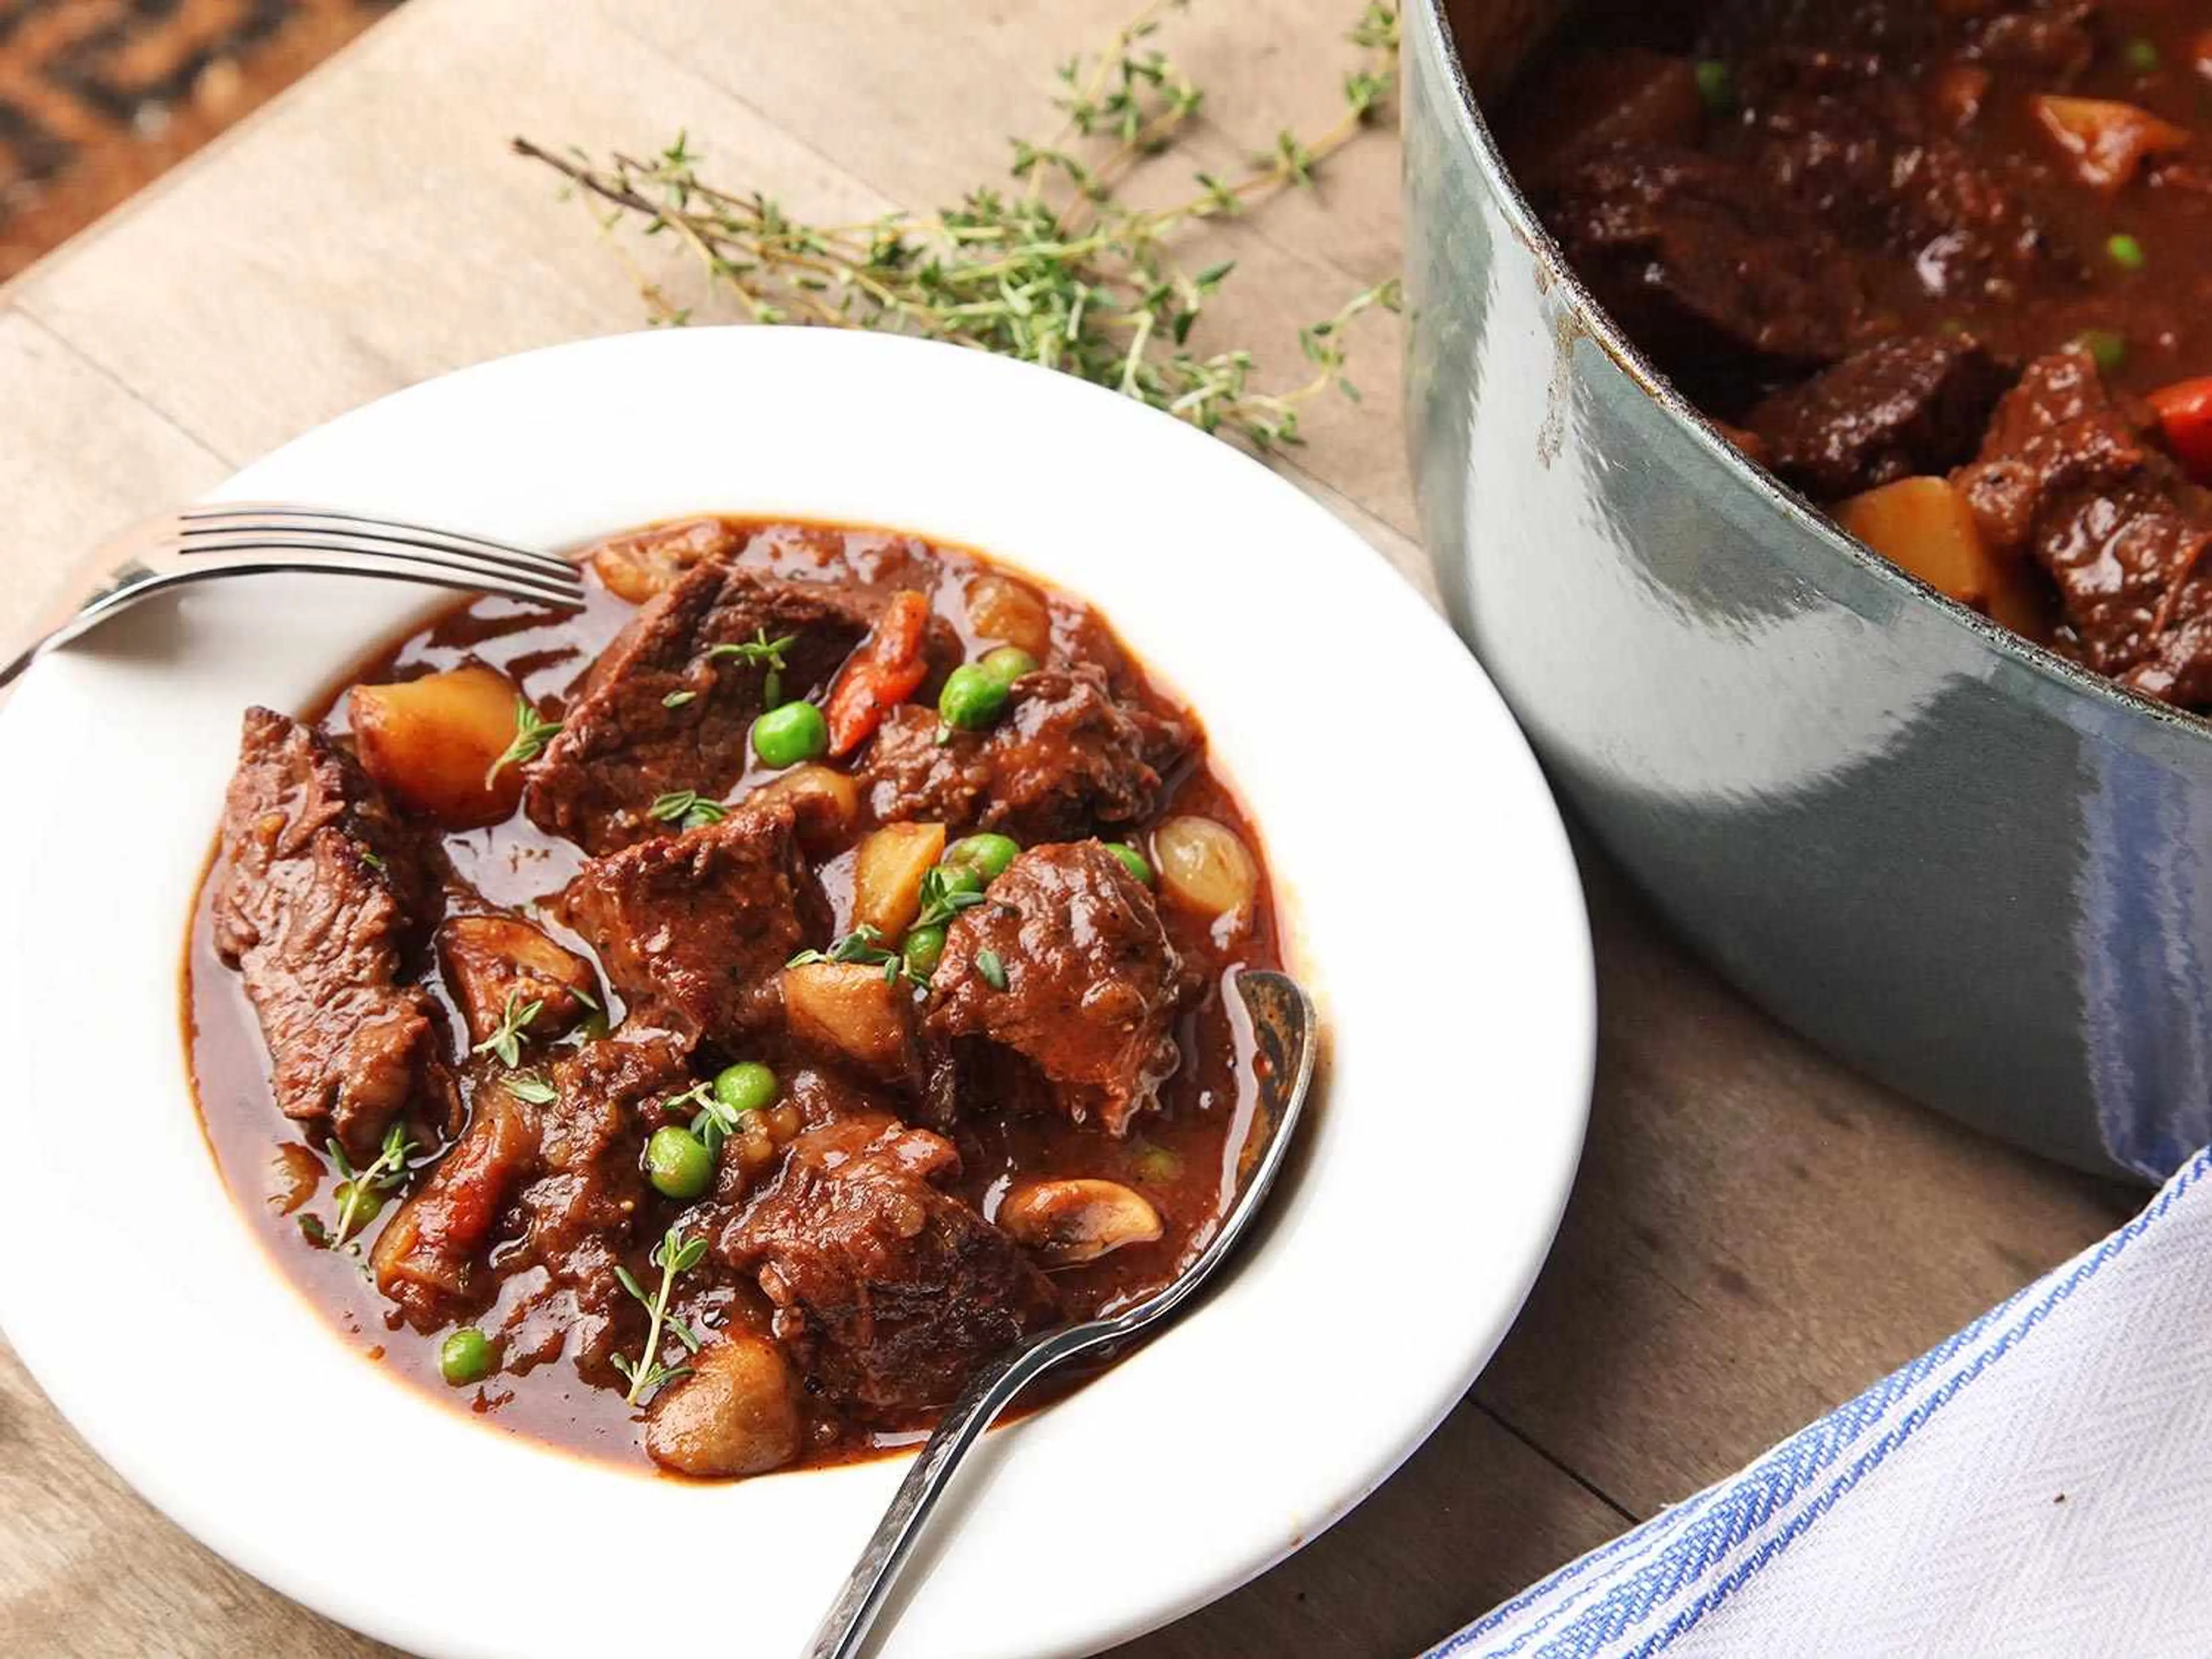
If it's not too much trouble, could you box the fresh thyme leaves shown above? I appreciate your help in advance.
[611,1225,710,1405]
[648,789,729,831]
[506,1071,559,1106]
[486,697,562,787]
[326,1123,417,1249]
[473,991,544,1069]
[513,2,1402,451]
[789,923,931,988]
[663,689,699,709]
[912,866,987,932]
[661,1079,747,1158]
[975,948,1009,991]
[359,850,387,873]
[706,629,797,706]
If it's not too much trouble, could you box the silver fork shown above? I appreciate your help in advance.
[1,502,586,692]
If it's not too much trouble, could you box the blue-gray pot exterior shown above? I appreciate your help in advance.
[1403,0,2212,1182]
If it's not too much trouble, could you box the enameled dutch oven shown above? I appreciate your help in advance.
[1402,0,2212,1181]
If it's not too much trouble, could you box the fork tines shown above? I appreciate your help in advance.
[176,503,586,610]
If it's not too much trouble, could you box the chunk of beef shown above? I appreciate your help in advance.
[1735,75,2075,308]
[1542,146,1866,407]
[560,800,830,1049]
[369,1034,690,1337]
[437,915,600,1049]
[213,708,459,1160]
[1955,350,2212,705]
[517,1035,694,1382]
[858,665,1191,843]
[723,1118,1060,1419]
[925,843,1191,1136]
[527,562,928,854]
[1746,334,2013,498]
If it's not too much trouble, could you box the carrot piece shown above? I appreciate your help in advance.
[824,589,931,756]
[2031,95,2191,192]
[2149,377,2212,484]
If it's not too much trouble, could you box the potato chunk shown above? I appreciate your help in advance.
[782,961,916,1080]
[851,821,946,939]
[350,665,527,828]
[1837,476,2044,636]
[644,1332,802,1478]
[964,573,1052,659]
[585,517,742,604]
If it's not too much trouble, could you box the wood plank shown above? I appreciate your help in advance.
[0,310,228,647]
[1474,854,2137,1518]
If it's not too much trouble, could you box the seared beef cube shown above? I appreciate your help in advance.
[214,707,459,1160]
[859,665,1190,843]
[527,562,884,854]
[1542,146,1863,406]
[1955,350,2212,705]
[370,1034,690,1337]
[925,843,1190,1136]
[725,1117,1060,1418]
[1747,335,2013,499]
[437,915,601,1049]
[560,801,830,1049]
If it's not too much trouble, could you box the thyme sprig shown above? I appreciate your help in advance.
[612,1225,709,1406]
[486,697,562,787]
[707,629,797,706]
[326,1123,418,1249]
[789,923,930,988]
[513,2,1400,450]
[649,789,728,831]
[472,991,544,1069]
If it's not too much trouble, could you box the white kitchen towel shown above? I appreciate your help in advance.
[1427,1145,2212,1658]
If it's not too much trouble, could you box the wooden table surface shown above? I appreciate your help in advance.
[0,2,2143,1654]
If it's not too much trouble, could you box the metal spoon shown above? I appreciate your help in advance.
[808,967,1317,1659]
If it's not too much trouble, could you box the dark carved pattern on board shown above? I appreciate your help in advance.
[0,0,398,278]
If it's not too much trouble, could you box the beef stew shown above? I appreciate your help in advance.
[1506,0,2212,707]
[187,517,1286,1479]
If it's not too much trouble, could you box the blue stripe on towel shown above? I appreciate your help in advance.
[1426,1145,2212,1659]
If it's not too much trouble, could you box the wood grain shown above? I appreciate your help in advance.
[0,1,2143,1654]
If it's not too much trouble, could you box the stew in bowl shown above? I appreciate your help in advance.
[188,514,1283,1480]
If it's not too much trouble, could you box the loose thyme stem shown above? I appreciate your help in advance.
[514,2,1402,451]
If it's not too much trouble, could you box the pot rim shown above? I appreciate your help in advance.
[1408,0,2212,751]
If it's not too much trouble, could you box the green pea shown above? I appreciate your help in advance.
[935,862,986,902]
[332,1182,385,1233]
[902,922,948,979]
[1104,842,1154,885]
[945,832,1021,880]
[440,1328,497,1387]
[2107,233,2146,272]
[646,1124,714,1199]
[1693,59,1732,115]
[713,1060,778,1116]
[751,701,830,768]
[978,645,1038,685]
[2123,36,2160,73]
[938,664,1012,731]
[2075,328,2128,376]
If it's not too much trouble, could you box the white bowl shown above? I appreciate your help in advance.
[0,328,1592,1658]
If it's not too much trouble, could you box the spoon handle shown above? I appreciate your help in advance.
[806,1326,1086,1659]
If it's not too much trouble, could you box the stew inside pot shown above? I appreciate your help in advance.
[187,517,1286,1479]
[1500,0,2212,707]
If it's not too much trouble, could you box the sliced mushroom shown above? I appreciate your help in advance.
[438,915,601,1048]
[998,1178,1164,1266]
[644,1331,802,1478]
